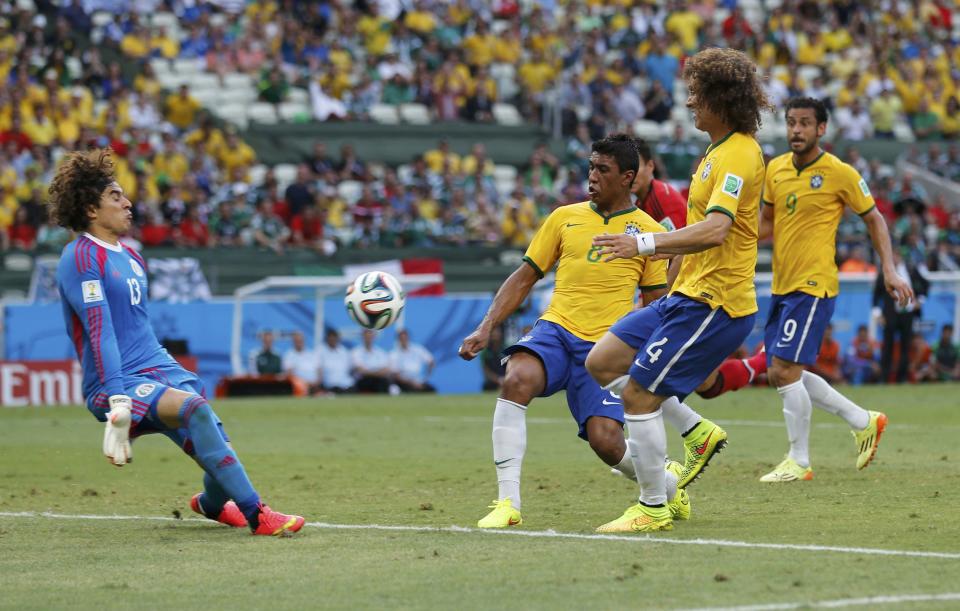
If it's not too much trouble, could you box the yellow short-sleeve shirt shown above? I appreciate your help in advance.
[523,202,668,342]
[764,151,875,298]
[673,132,764,318]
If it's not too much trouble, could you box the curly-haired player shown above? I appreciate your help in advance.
[586,48,771,532]
[51,149,304,536]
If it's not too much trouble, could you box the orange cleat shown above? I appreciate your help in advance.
[251,504,305,536]
[190,493,248,528]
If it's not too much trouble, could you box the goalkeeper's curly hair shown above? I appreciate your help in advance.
[682,48,772,136]
[48,149,116,232]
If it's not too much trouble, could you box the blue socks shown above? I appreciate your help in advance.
[179,396,261,525]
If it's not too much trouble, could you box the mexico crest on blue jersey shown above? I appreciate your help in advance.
[130,258,144,277]
[810,174,824,189]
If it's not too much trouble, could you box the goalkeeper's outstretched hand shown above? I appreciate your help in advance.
[103,395,133,467]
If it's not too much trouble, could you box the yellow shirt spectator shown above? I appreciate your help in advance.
[493,34,521,64]
[869,93,902,133]
[423,147,461,174]
[519,59,557,94]
[185,127,225,158]
[404,10,436,35]
[121,33,150,59]
[219,139,256,176]
[796,33,826,65]
[114,158,137,199]
[23,111,57,146]
[154,148,190,185]
[0,190,16,230]
[665,10,703,53]
[462,32,496,67]
[134,73,163,98]
[357,15,391,56]
[151,31,180,60]
[54,107,81,144]
[165,90,202,130]
[822,28,852,52]
[328,47,352,74]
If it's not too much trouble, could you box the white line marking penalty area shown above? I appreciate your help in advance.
[2,511,959,560]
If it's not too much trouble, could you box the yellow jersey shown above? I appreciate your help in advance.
[673,132,764,318]
[523,202,668,342]
[764,151,875,297]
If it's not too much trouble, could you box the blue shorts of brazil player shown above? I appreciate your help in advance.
[764,292,836,367]
[609,295,755,401]
[503,320,623,441]
[84,362,228,453]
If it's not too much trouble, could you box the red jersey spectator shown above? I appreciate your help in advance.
[140,212,172,247]
[8,207,37,249]
[290,205,325,246]
[174,206,210,247]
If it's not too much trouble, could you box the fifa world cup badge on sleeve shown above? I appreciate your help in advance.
[82,280,104,303]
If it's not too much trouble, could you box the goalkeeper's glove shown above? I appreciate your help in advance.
[102,395,133,467]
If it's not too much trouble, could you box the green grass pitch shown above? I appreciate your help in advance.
[2,384,959,610]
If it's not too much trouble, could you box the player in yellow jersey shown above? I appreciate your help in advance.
[757,98,913,482]
[585,48,768,533]
[458,134,671,528]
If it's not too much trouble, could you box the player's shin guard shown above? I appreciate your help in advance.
[625,410,668,507]
[179,396,261,524]
[778,380,813,468]
[492,398,526,508]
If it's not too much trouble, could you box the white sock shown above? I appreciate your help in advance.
[492,398,526,508]
[625,410,667,506]
[661,396,701,435]
[613,448,637,480]
[664,465,678,502]
[801,371,870,430]
[778,380,812,468]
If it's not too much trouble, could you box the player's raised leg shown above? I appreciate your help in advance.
[696,348,768,398]
[154,388,304,535]
[587,309,727,489]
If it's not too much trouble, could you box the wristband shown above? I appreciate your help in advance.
[635,232,656,256]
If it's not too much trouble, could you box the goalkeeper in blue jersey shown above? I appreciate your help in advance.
[51,149,304,537]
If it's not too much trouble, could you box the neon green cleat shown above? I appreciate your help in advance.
[853,411,887,470]
[665,461,690,521]
[678,418,728,489]
[477,499,522,528]
[596,503,673,533]
[759,456,814,482]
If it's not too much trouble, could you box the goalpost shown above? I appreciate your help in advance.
[229,274,443,375]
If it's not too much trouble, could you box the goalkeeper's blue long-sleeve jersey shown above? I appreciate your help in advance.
[57,233,175,406]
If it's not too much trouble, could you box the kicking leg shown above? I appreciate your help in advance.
[154,389,304,535]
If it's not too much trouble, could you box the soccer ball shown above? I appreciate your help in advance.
[345,271,406,330]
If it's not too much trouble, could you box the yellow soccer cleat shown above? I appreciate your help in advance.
[759,456,814,482]
[477,499,522,528]
[665,461,690,521]
[595,503,673,533]
[853,411,888,470]
[678,418,728,489]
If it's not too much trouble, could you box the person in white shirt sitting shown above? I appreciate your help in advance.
[389,329,436,392]
[317,328,355,393]
[282,331,320,393]
[351,329,393,393]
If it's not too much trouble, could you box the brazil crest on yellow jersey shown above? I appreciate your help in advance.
[523,201,668,342]
[763,151,875,298]
[673,131,764,317]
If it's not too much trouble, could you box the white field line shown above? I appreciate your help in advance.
[3,511,960,560]
[682,592,960,610]
[421,416,930,430]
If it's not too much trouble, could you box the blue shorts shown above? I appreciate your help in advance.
[504,320,623,440]
[85,362,222,450]
[764,292,836,366]
[609,295,755,400]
